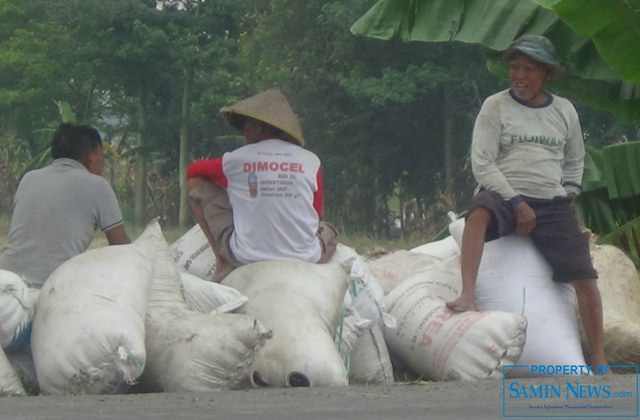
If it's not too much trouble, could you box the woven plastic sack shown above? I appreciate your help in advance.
[367,250,441,295]
[180,271,248,314]
[330,244,387,328]
[349,323,394,384]
[0,347,25,396]
[169,224,215,280]
[591,244,640,366]
[31,225,156,395]
[140,222,270,392]
[223,260,350,387]
[0,270,38,352]
[450,219,587,375]
[384,256,527,381]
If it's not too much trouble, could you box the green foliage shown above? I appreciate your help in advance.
[0,133,31,211]
[353,0,640,258]
[0,0,632,243]
[601,143,640,199]
[351,0,640,122]
[598,216,640,267]
[0,0,70,147]
[577,142,640,266]
[351,0,541,46]
[55,100,77,124]
[339,63,450,105]
[352,0,640,84]
[236,0,499,236]
[542,0,640,84]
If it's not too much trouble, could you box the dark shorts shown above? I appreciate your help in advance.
[469,190,598,283]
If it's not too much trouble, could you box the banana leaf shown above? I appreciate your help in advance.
[351,0,640,121]
[352,0,640,83]
[577,141,640,267]
[598,216,640,267]
[19,147,52,179]
[55,100,77,124]
[602,142,640,198]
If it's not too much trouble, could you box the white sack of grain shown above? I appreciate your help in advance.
[169,224,216,280]
[349,323,395,384]
[334,297,394,385]
[0,346,25,396]
[591,244,640,366]
[332,303,394,385]
[410,235,460,259]
[330,244,386,328]
[366,250,441,294]
[223,260,350,388]
[450,220,587,376]
[384,256,527,381]
[139,222,270,393]
[476,235,585,375]
[334,305,372,364]
[180,271,248,314]
[0,270,39,352]
[31,225,156,395]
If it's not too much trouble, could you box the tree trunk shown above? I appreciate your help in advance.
[443,86,456,209]
[134,82,148,228]
[178,64,194,229]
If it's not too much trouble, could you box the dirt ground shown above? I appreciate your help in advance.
[2,373,637,420]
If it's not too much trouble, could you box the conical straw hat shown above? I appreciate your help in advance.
[220,89,305,145]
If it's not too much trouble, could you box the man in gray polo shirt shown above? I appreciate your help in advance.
[0,123,130,288]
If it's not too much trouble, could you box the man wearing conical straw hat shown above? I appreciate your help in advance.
[187,89,337,282]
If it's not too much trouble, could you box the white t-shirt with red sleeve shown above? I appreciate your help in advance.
[189,139,323,264]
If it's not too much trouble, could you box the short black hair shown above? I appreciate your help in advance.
[50,123,102,160]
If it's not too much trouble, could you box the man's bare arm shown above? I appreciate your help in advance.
[105,224,131,245]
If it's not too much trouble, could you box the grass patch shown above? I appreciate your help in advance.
[0,214,8,247]
[89,222,190,249]
[1,213,431,255]
[339,233,431,257]
[0,214,190,250]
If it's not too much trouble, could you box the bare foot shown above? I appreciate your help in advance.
[445,295,475,312]
[211,260,236,283]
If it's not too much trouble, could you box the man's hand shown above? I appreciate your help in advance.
[514,201,536,234]
[567,192,578,209]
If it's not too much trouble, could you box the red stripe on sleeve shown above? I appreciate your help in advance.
[186,158,228,188]
[314,167,324,219]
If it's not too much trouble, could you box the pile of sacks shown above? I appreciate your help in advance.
[3,217,637,397]
[366,226,527,381]
[367,218,640,378]
[167,224,396,387]
[1,221,274,395]
[0,221,372,395]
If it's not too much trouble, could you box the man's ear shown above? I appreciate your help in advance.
[82,147,103,174]
[79,153,92,170]
[545,68,554,81]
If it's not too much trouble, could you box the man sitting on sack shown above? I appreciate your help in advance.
[187,89,338,282]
